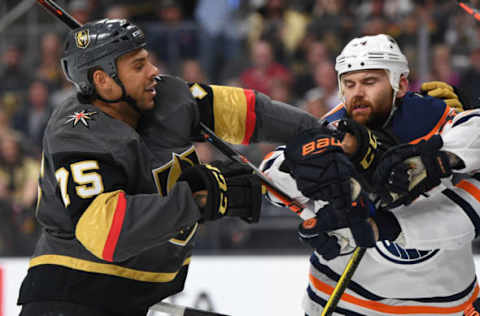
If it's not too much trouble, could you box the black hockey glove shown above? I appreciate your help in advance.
[337,119,399,190]
[298,197,377,249]
[337,119,379,173]
[373,135,458,207]
[178,161,262,223]
[298,221,341,260]
[284,128,360,210]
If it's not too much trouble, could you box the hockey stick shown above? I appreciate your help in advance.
[199,122,316,220]
[199,123,365,316]
[149,302,230,316]
[36,0,316,221]
[36,0,82,29]
[321,247,366,316]
[34,0,356,311]
[457,1,480,22]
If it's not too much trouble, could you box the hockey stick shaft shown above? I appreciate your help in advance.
[36,0,315,221]
[36,0,82,29]
[457,1,480,22]
[321,247,366,316]
[34,1,355,310]
[200,123,365,313]
[199,122,315,220]
[149,302,230,316]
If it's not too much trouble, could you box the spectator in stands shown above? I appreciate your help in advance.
[292,40,330,99]
[0,132,39,209]
[301,89,330,119]
[306,0,354,56]
[69,0,93,25]
[195,0,244,82]
[240,39,291,96]
[460,47,480,109]
[104,4,130,19]
[0,178,19,256]
[0,44,30,97]
[303,61,341,110]
[0,132,40,255]
[430,44,461,87]
[246,0,309,63]
[181,59,208,84]
[35,32,63,90]
[12,80,51,148]
[145,0,197,73]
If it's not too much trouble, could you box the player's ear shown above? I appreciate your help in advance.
[92,69,110,91]
[396,75,409,98]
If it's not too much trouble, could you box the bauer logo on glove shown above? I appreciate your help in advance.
[301,137,342,156]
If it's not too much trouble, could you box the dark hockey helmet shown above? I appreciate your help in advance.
[61,19,146,96]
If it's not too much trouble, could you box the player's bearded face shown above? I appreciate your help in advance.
[117,49,160,110]
[342,69,394,128]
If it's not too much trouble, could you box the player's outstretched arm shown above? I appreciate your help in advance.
[188,82,321,145]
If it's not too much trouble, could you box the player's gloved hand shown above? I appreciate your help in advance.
[373,135,457,206]
[284,128,361,210]
[337,119,379,173]
[298,220,341,260]
[178,161,263,223]
[421,81,464,112]
[348,194,377,247]
[298,198,377,249]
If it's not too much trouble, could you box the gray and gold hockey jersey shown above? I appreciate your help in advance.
[18,75,320,315]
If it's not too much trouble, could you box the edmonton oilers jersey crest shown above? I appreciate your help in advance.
[375,241,439,264]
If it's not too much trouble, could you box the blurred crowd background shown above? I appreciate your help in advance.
[0,0,480,257]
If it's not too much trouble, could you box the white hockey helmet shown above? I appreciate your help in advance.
[335,34,409,97]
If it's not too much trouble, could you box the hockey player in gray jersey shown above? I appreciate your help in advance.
[17,19,322,316]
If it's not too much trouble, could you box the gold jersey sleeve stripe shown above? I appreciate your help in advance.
[75,190,124,260]
[29,255,191,283]
[211,85,249,144]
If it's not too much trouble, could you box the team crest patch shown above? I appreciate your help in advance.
[65,110,97,127]
[75,29,90,49]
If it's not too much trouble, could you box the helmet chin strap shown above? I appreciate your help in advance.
[96,76,142,114]
[382,89,398,129]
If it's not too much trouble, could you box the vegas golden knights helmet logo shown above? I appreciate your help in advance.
[75,29,90,49]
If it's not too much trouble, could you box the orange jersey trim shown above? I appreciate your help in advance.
[310,273,478,314]
[456,180,480,204]
[410,106,451,144]
[321,103,345,120]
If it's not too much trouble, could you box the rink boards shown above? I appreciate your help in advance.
[2,255,480,316]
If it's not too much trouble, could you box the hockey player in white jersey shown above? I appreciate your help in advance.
[260,34,480,315]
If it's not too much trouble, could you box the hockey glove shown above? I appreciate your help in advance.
[299,196,377,249]
[342,194,399,248]
[298,221,341,260]
[178,161,263,223]
[421,81,464,112]
[337,119,400,189]
[373,135,456,207]
[284,128,361,210]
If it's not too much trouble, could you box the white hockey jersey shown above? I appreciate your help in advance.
[260,96,480,315]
